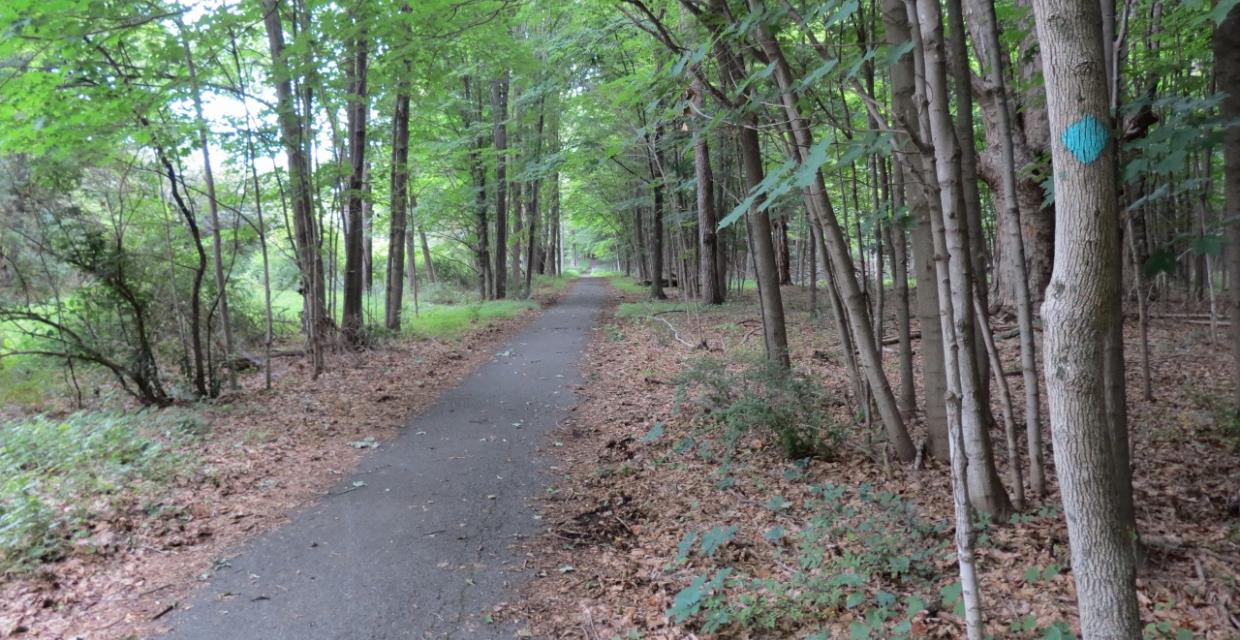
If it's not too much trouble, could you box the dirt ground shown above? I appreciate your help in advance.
[512,282,1240,639]
[0,296,560,640]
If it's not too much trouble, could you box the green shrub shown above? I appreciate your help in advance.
[676,356,842,459]
[667,484,948,637]
[0,410,200,573]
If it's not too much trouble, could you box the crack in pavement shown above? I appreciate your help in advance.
[159,278,605,640]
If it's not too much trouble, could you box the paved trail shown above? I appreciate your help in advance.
[162,278,606,640]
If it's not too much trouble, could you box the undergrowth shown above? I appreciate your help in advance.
[0,410,201,574]
[666,482,950,637]
[675,355,843,460]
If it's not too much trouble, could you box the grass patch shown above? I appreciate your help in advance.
[0,410,201,574]
[403,299,537,339]
[607,275,651,296]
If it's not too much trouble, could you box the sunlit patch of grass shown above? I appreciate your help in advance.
[607,275,649,296]
[403,300,537,339]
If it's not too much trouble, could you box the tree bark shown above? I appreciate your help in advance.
[262,0,326,376]
[1031,0,1143,634]
[913,0,1012,518]
[493,74,509,299]
[1220,1,1240,408]
[179,17,236,390]
[970,0,1046,497]
[341,15,369,345]
[882,0,948,458]
[707,2,790,370]
[648,124,667,299]
[747,2,911,456]
[692,78,724,305]
[385,12,411,331]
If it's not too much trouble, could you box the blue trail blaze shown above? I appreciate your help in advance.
[1060,115,1110,165]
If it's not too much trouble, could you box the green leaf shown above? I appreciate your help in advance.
[765,495,793,511]
[668,574,709,623]
[675,531,698,562]
[641,422,664,443]
[1042,621,1077,640]
[940,581,963,605]
[1208,0,1240,24]
[846,591,866,609]
[699,525,737,557]
[1190,234,1225,257]
[763,526,786,542]
[1143,248,1178,277]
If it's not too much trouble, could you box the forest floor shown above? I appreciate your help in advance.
[511,279,1240,639]
[0,283,571,640]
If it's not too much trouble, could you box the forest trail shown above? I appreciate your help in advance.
[160,278,605,640]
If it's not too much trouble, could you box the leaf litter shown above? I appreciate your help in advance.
[508,282,1240,639]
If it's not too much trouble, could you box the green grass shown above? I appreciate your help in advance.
[402,299,537,339]
[606,275,650,296]
[266,276,578,339]
[0,317,74,410]
[0,409,201,573]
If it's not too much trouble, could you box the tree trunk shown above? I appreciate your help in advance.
[385,31,411,331]
[970,0,1046,497]
[709,7,790,369]
[341,16,369,346]
[889,162,917,419]
[230,28,275,389]
[881,0,948,458]
[1220,2,1240,408]
[913,0,1012,519]
[463,76,492,300]
[179,18,236,390]
[262,0,325,377]
[692,78,724,305]
[750,6,912,456]
[649,124,667,300]
[493,74,509,299]
[1031,0,1142,634]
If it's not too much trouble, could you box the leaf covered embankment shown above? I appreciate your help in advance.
[516,279,1239,639]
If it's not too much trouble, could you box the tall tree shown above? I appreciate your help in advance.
[384,4,413,331]
[262,0,326,376]
[1218,3,1240,409]
[341,7,370,345]
[493,73,510,299]
[1031,0,1142,635]
[691,78,724,305]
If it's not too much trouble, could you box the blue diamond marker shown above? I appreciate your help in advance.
[1061,115,1110,165]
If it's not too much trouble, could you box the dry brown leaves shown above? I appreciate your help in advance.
[515,284,1240,639]
[0,299,557,640]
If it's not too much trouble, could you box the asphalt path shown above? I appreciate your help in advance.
[160,277,606,640]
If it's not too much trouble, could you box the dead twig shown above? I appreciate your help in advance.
[645,315,696,348]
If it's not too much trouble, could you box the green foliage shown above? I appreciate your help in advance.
[0,410,200,574]
[664,484,947,637]
[606,276,650,297]
[676,355,843,460]
[403,300,536,339]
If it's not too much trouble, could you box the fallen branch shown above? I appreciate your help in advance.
[646,315,697,348]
